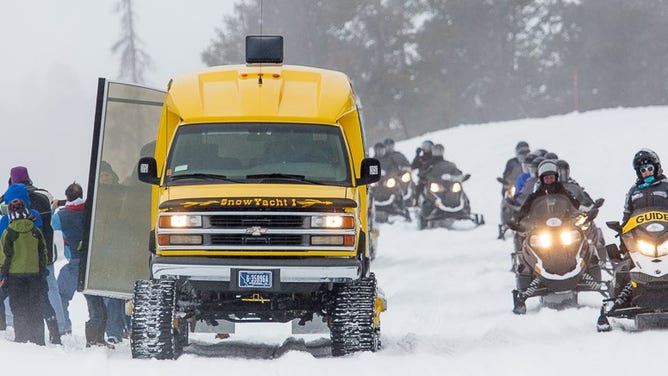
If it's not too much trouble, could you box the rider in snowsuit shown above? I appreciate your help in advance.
[512,160,581,314]
[501,141,530,196]
[597,149,668,330]
[411,140,434,205]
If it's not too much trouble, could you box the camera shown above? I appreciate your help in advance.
[57,199,67,207]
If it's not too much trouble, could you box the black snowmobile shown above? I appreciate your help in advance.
[597,208,668,331]
[371,169,411,223]
[397,168,417,209]
[416,173,483,230]
[497,177,520,239]
[512,194,607,314]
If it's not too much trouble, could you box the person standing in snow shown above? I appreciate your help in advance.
[6,166,65,342]
[0,183,62,344]
[0,197,48,345]
[52,182,110,347]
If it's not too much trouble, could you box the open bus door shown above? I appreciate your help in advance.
[82,78,164,298]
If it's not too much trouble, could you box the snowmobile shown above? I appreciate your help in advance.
[397,168,417,209]
[512,194,607,314]
[597,208,668,331]
[416,173,484,230]
[497,177,520,239]
[371,169,411,223]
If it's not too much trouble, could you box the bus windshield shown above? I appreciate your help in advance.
[165,123,351,186]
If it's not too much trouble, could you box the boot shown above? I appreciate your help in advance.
[45,317,62,345]
[512,289,527,315]
[0,313,6,331]
[86,321,114,349]
[596,306,612,332]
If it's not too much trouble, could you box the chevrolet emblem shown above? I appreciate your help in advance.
[246,226,268,236]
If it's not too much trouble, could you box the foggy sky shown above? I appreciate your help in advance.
[0,1,232,197]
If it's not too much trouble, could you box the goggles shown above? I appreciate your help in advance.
[640,164,655,173]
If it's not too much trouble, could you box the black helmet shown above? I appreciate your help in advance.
[515,141,529,152]
[421,140,434,152]
[373,142,386,157]
[529,156,545,177]
[633,148,662,179]
[538,160,559,181]
[384,138,395,152]
[522,153,537,173]
[432,144,445,157]
[556,159,570,183]
[516,145,530,161]
[544,152,559,160]
[534,149,547,157]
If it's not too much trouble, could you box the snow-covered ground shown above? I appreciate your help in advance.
[2,106,668,375]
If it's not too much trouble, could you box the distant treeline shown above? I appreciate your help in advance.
[201,0,668,142]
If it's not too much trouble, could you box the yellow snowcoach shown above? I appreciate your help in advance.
[83,36,384,359]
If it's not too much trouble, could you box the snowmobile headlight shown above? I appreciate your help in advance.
[509,186,516,197]
[310,215,354,229]
[385,177,397,188]
[529,231,552,249]
[401,172,412,183]
[635,239,656,257]
[560,229,581,246]
[657,240,668,256]
[429,182,444,193]
[451,182,462,193]
[159,214,202,228]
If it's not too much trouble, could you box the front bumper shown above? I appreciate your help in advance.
[151,255,361,283]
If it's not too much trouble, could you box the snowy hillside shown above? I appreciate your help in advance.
[2,106,668,375]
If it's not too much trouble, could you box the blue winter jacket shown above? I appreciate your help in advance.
[0,184,43,235]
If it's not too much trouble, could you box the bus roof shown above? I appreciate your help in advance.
[165,64,358,124]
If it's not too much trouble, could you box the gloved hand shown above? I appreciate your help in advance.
[587,207,599,221]
[415,147,423,156]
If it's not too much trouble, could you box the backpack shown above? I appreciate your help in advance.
[1,225,45,276]
[26,186,55,264]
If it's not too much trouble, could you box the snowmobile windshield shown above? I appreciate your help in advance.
[525,194,579,227]
[165,122,351,186]
[622,207,668,235]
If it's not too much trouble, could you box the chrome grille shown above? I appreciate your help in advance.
[209,215,306,228]
[210,234,305,246]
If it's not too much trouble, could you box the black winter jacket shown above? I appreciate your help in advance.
[622,175,668,225]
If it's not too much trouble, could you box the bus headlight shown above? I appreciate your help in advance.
[159,215,202,228]
[310,215,354,229]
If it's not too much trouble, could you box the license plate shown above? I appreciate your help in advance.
[238,270,273,288]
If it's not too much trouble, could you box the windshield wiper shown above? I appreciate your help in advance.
[169,173,242,183]
[245,173,324,185]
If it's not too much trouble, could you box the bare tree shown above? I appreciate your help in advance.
[112,0,152,84]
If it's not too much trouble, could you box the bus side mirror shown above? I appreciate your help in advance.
[138,157,160,185]
[357,158,381,185]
